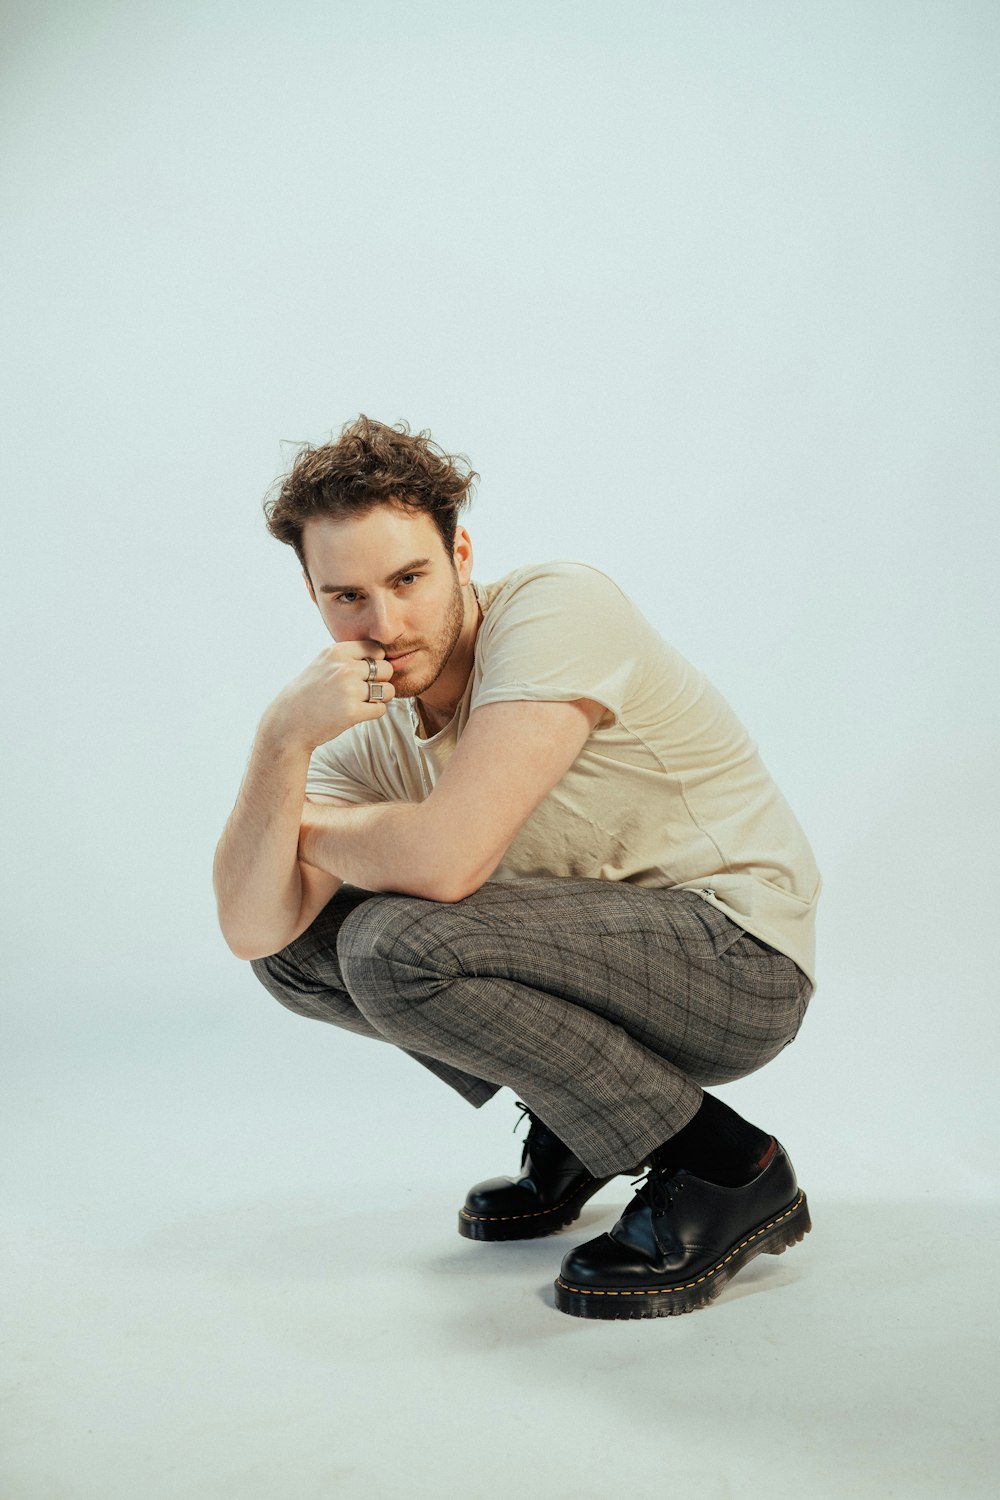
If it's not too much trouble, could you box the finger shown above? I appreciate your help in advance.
[355,639,387,660]
[353,656,392,683]
[356,676,396,702]
[357,683,396,717]
[334,641,386,664]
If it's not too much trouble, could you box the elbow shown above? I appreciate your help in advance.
[225,937,272,963]
[213,873,298,963]
[216,912,292,964]
[411,864,490,905]
[394,809,502,904]
[414,882,469,905]
[220,930,276,963]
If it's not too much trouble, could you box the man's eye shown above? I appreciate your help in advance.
[398,573,418,586]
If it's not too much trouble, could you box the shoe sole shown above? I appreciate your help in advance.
[458,1176,614,1241]
[553,1189,812,1318]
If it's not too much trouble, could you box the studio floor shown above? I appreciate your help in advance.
[4,1010,997,1500]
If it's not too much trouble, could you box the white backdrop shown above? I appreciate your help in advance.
[3,5,999,1495]
[3,0,998,1199]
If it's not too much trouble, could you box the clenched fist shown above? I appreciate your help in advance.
[263,639,397,752]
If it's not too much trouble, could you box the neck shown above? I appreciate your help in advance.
[416,582,482,725]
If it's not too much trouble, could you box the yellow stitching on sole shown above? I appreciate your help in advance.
[555,1192,806,1297]
[460,1186,592,1223]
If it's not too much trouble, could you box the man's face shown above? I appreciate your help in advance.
[301,504,472,699]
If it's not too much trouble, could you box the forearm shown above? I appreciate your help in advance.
[213,718,314,956]
[299,800,462,901]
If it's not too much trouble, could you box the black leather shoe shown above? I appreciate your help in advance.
[554,1138,811,1317]
[459,1103,643,1241]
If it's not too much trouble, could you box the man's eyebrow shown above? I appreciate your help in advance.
[317,558,433,595]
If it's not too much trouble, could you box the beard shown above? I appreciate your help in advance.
[388,570,467,699]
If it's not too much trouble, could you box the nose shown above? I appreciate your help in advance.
[365,591,405,648]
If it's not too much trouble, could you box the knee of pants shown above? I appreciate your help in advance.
[249,948,319,1021]
[337,892,461,1035]
[249,947,360,1029]
[249,950,296,1012]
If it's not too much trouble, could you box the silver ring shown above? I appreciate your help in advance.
[367,680,386,702]
[364,656,378,682]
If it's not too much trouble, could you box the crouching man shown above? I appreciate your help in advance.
[212,414,821,1319]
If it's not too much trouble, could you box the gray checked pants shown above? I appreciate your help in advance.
[250,877,813,1177]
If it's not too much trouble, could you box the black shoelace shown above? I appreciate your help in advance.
[630,1165,687,1218]
[513,1100,558,1169]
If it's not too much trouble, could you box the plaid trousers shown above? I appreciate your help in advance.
[250,877,813,1177]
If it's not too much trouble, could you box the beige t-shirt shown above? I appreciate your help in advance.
[306,560,821,986]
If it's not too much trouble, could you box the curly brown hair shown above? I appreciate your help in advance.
[263,414,479,572]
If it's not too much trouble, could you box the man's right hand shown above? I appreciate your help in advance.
[263,639,396,752]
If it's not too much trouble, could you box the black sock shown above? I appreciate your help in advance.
[650,1092,774,1187]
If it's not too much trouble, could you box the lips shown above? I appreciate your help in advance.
[387,648,420,667]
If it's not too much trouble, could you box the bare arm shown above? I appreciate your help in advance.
[212,638,395,961]
[298,696,607,903]
[212,717,350,960]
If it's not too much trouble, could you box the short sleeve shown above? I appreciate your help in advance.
[305,723,390,804]
[470,562,639,722]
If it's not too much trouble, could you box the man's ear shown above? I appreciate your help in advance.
[453,526,474,585]
[303,568,317,605]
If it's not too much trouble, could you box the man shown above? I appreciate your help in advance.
[213,414,821,1320]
